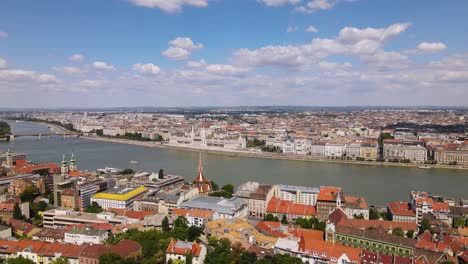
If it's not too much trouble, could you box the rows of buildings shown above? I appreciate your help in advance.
[0,148,467,263]
[8,110,467,165]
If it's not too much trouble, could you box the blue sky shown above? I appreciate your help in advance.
[1,0,468,107]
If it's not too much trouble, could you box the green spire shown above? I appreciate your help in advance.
[70,152,76,165]
[61,154,67,165]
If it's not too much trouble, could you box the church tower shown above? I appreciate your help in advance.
[61,154,69,176]
[5,149,13,168]
[193,152,212,196]
[69,152,77,172]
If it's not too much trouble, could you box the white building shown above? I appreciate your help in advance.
[64,227,108,245]
[166,240,206,264]
[325,143,347,157]
[277,184,319,206]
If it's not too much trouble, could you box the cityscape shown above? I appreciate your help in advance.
[1,1,468,264]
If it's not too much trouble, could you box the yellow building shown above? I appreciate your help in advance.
[360,144,378,160]
[91,186,147,209]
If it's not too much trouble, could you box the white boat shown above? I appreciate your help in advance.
[130,160,139,164]
[419,165,431,169]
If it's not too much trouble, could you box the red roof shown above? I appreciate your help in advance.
[329,209,417,231]
[432,202,450,212]
[255,221,288,238]
[317,186,342,202]
[267,197,316,217]
[299,238,360,262]
[0,240,45,254]
[387,201,416,216]
[173,208,189,216]
[107,208,154,220]
[166,239,202,257]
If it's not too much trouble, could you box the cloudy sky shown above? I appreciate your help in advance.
[1,0,468,108]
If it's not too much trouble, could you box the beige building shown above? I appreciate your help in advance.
[234,182,278,218]
[359,144,378,160]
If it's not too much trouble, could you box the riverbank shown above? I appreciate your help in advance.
[82,135,468,170]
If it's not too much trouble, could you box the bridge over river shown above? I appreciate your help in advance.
[8,123,82,140]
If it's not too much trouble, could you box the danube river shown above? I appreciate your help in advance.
[1,121,467,205]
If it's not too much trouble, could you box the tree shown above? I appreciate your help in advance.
[453,217,467,228]
[162,216,170,232]
[6,257,35,264]
[187,226,202,242]
[392,227,405,237]
[210,181,219,191]
[420,218,432,234]
[369,208,380,220]
[20,186,39,202]
[99,252,123,264]
[281,215,288,224]
[96,129,104,136]
[51,257,69,264]
[186,252,193,264]
[264,213,279,222]
[406,229,415,238]
[13,203,24,220]
[221,184,234,194]
[85,202,103,213]
[119,168,134,175]
[353,214,364,219]
[158,169,164,179]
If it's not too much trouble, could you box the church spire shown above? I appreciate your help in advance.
[194,151,211,195]
[197,151,203,174]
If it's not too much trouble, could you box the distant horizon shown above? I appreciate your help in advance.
[1,105,468,112]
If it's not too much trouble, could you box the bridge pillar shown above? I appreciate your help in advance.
[9,134,15,141]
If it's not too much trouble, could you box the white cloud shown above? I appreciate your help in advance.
[231,22,410,69]
[286,26,299,33]
[133,63,161,75]
[0,58,6,68]
[162,37,203,60]
[92,61,116,71]
[258,0,301,7]
[69,54,85,62]
[128,0,208,13]
[306,25,318,33]
[0,69,36,82]
[0,68,61,85]
[295,0,344,13]
[162,47,191,60]
[53,66,87,76]
[170,37,203,50]
[407,42,447,54]
[37,74,61,84]
[338,22,411,43]
[316,61,352,71]
[0,31,8,38]
[187,60,249,76]
[79,79,108,88]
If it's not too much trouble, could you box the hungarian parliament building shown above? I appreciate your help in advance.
[168,126,246,150]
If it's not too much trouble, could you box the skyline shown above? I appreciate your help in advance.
[1,1,468,107]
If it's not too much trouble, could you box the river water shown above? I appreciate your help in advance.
[1,121,467,205]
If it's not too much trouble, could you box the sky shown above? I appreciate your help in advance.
[1,0,468,108]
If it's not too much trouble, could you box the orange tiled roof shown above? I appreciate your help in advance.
[166,239,202,257]
[267,197,316,217]
[432,202,450,212]
[107,208,154,220]
[187,209,214,219]
[173,208,189,216]
[317,186,342,202]
[329,209,417,231]
[387,201,416,216]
